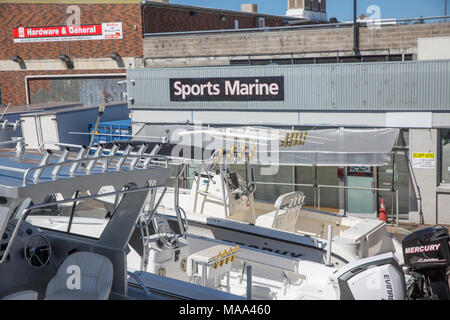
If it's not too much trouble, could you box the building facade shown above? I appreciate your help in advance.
[1,0,450,225]
[0,0,143,107]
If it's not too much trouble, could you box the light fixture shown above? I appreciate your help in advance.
[11,55,24,63]
[220,16,226,22]
[109,52,120,61]
[58,54,74,69]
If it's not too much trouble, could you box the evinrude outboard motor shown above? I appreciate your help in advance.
[330,252,406,300]
[402,226,450,300]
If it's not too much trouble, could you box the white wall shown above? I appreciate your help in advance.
[417,36,450,60]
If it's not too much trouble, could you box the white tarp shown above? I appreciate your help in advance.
[170,126,400,167]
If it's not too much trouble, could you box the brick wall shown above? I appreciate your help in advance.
[143,22,450,58]
[142,5,285,34]
[0,3,142,60]
[0,69,125,107]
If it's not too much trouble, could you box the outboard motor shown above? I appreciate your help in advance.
[402,226,450,300]
[330,252,406,300]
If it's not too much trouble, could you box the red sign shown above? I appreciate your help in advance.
[13,22,122,43]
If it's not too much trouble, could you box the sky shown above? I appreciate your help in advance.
[170,0,447,22]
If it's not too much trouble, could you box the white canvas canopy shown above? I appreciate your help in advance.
[170,126,400,167]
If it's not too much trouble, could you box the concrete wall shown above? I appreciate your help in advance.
[142,22,450,62]
[418,36,450,60]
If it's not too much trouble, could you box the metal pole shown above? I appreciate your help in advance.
[87,105,106,152]
[318,186,321,212]
[445,0,448,22]
[353,0,360,56]
[327,225,333,266]
[353,0,360,55]
[396,190,399,227]
[246,265,252,300]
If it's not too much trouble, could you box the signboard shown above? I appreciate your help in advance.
[169,77,284,102]
[412,152,435,169]
[12,22,122,43]
[348,166,373,177]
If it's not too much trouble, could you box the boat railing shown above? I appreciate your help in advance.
[0,140,169,186]
[127,271,153,297]
[0,120,20,131]
[270,191,306,229]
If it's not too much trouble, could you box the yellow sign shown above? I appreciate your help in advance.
[412,153,435,169]
[413,153,435,159]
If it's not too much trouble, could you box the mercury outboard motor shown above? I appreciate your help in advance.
[402,226,450,300]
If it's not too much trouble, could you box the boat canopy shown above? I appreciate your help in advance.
[165,126,400,167]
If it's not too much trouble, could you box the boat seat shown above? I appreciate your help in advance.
[45,251,113,300]
[255,191,305,229]
[2,290,38,300]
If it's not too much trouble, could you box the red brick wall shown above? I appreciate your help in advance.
[0,3,142,60]
[0,69,125,107]
[142,6,285,34]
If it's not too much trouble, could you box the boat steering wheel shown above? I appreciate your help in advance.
[157,224,178,249]
[24,235,52,268]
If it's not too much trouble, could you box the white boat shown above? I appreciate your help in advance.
[0,139,406,300]
[99,126,404,267]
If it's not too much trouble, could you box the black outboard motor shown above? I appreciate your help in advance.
[402,226,450,300]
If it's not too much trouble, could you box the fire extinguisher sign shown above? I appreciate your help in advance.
[12,22,122,43]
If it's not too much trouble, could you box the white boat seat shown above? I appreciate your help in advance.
[45,251,113,300]
[255,191,305,228]
[339,219,384,243]
[2,290,38,300]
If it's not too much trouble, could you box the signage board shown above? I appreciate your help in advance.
[412,152,435,169]
[13,22,122,43]
[169,77,284,102]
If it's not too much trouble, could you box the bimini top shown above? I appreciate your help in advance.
[0,142,170,203]
[100,126,399,167]
[166,126,400,167]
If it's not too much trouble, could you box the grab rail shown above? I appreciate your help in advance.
[127,271,153,297]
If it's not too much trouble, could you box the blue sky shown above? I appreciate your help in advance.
[170,0,447,21]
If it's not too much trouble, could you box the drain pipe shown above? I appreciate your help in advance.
[353,0,360,55]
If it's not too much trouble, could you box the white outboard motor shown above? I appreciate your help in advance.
[330,252,406,300]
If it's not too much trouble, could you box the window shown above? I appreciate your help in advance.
[440,129,450,184]
[0,87,2,106]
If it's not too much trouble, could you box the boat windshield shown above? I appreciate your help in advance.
[24,189,120,239]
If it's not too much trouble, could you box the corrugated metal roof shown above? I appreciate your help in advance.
[127,60,450,111]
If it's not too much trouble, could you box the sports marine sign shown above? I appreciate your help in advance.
[170,77,285,102]
[12,22,122,43]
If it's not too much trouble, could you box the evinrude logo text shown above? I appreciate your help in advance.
[404,243,441,254]
[384,275,394,300]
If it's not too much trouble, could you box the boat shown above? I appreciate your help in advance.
[99,126,404,267]
[0,139,406,300]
